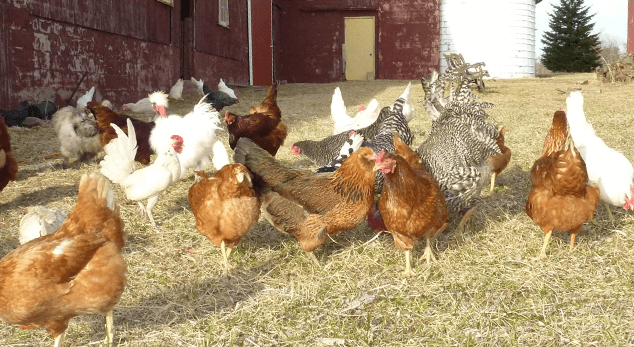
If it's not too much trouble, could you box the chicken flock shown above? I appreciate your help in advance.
[1,71,633,346]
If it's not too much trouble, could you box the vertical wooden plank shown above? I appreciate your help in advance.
[251,0,272,86]
[0,2,8,109]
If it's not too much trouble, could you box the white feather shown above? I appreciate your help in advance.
[331,87,383,135]
[76,86,95,110]
[191,77,205,95]
[566,91,634,207]
[211,140,230,171]
[218,79,237,99]
[19,206,67,245]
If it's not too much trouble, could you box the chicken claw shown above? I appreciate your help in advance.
[419,237,437,263]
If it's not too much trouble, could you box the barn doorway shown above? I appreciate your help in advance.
[180,0,194,79]
[344,17,375,81]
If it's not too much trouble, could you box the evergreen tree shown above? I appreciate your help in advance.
[541,0,601,72]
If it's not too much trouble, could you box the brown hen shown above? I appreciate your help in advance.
[0,172,126,346]
[233,138,384,256]
[488,127,512,192]
[188,164,261,269]
[376,135,449,276]
[225,83,287,156]
[526,110,600,258]
[0,116,18,192]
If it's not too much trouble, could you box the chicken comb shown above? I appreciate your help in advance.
[376,150,386,162]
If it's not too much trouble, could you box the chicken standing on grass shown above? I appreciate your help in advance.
[150,96,228,179]
[565,91,634,221]
[234,138,387,258]
[100,118,184,227]
[488,127,512,192]
[525,110,600,258]
[188,164,261,269]
[0,172,126,347]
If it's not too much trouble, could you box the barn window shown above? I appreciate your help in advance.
[219,0,229,28]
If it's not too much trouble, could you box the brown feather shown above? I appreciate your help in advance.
[0,116,18,192]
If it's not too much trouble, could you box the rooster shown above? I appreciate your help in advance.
[526,110,600,258]
[225,83,286,156]
[100,118,184,227]
[188,164,260,269]
[87,91,169,165]
[0,172,126,347]
[234,138,388,257]
[150,96,228,180]
[566,91,634,221]
[0,116,18,192]
[330,87,382,135]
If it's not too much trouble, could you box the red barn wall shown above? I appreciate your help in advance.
[1,0,181,110]
[276,0,439,83]
[193,0,250,86]
[629,0,634,53]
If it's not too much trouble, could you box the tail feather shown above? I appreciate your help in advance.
[77,86,96,110]
[100,119,137,184]
[211,140,230,170]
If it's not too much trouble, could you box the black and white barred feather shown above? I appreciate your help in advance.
[315,131,364,173]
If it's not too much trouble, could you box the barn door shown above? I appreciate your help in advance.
[344,17,375,81]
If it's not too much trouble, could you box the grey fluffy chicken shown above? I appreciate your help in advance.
[417,70,501,227]
[51,106,101,166]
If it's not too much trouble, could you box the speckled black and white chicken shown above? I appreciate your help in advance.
[417,69,501,227]
[291,83,415,193]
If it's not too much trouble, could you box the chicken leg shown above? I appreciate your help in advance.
[420,237,437,263]
[104,310,114,346]
[220,240,232,270]
[145,194,160,227]
[570,226,581,251]
[489,173,497,193]
[458,207,476,231]
[539,229,553,259]
[54,332,65,347]
[604,202,615,223]
[403,250,415,277]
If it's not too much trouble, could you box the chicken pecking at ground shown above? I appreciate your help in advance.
[225,83,287,156]
[0,171,126,347]
[417,70,501,229]
[101,118,184,227]
[87,91,169,165]
[566,91,634,222]
[188,164,260,269]
[234,138,387,259]
[525,110,600,258]
[0,116,18,193]
[150,96,229,180]
[488,126,512,192]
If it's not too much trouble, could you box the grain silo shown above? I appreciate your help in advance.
[440,0,541,78]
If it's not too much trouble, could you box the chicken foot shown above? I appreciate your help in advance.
[54,331,65,347]
[539,229,553,259]
[420,238,437,263]
[220,241,233,270]
[403,250,415,277]
[104,310,114,346]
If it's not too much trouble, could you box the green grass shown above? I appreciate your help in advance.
[2,73,634,346]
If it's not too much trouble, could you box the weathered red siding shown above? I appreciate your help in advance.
[1,0,181,110]
[629,0,634,54]
[276,0,439,83]
[251,0,273,86]
[193,0,250,85]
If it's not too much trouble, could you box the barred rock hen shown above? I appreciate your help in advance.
[87,91,169,165]
[376,134,448,276]
[417,70,501,227]
[234,138,386,255]
[225,83,287,156]
[0,116,18,192]
[526,110,600,258]
[0,172,126,347]
[188,164,260,269]
[315,131,364,173]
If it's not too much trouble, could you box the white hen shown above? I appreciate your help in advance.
[150,96,223,180]
[100,118,183,227]
[191,77,205,95]
[169,79,184,100]
[218,79,237,99]
[390,82,415,122]
[566,91,634,221]
[18,206,67,244]
[330,87,387,134]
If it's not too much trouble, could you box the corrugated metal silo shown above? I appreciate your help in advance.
[440,0,539,78]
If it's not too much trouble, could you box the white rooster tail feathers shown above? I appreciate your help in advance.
[100,118,137,184]
[331,87,347,121]
[148,91,169,108]
[76,86,96,110]
[195,95,220,121]
[400,82,412,103]
[211,140,230,171]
